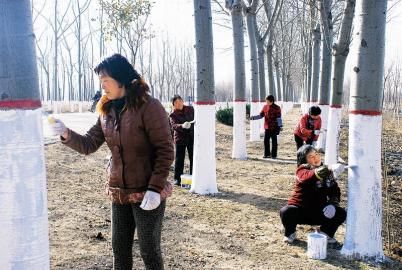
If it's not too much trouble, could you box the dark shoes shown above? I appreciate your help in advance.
[263,155,271,158]
[174,179,181,186]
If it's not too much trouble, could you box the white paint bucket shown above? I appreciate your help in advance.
[180,174,192,189]
[307,232,327,259]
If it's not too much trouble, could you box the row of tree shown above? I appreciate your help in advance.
[32,0,196,103]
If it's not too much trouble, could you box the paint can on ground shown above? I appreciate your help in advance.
[307,232,327,259]
[180,174,192,189]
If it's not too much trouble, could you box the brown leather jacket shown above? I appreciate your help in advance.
[62,97,174,199]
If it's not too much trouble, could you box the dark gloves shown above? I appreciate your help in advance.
[315,165,330,180]
[250,115,263,120]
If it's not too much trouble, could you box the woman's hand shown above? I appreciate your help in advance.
[48,116,68,139]
[323,204,336,219]
[140,190,161,210]
[315,165,330,180]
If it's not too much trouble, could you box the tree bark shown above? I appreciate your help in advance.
[227,0,247,159]
[0,0,50,268]
[191,0,218,194]
[341,0,387,260]
[245,0,260,142]
[325,0,355,165]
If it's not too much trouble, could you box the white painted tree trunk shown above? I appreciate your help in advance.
[325,0,355,164]
[245,0,260,142]
[0,110,50,269]
[260,101,265,134]
[324,107,342,165]
[250,102,260,141]
[316,104,328,150]
[232,101,247,159]
[191,0,218,194]
[190,104,218,194]
[341,0,387,260]
[0,0,50,268]
[317,0,333,151]
[228,1,247,159]
[342,115,383,259]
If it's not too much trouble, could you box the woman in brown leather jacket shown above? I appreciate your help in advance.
[50,54,174,270]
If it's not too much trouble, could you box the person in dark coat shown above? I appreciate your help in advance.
[90,90,102,112]
[250,95,282,158]
[294,106,322,150]
[169,95,194,186]
[49,54,174,269]
[279,145,346,244]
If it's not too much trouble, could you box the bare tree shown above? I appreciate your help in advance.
[0,0,50,268]
[225,0,247,160]
[244,0,260,141]
[341,0,388,260]
[325,0,355,165]
[191,0,219,194]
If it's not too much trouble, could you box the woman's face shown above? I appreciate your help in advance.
[173,98,184,110]
[306,150,321,167]
[99,73,125,100]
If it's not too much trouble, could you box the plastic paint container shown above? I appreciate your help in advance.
[307,232,327,259]
[180,174,192,189]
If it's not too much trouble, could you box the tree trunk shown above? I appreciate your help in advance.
[341,0,387,260]
[245,0,260,142]
[228,0,247,160]
[325,0,355,165]
[191,0,218,194]
[310,24,321,103]
[0,0,50,268]
[317,0,333,150]
[53,0,58,100]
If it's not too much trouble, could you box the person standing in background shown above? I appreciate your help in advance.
[169,95,194,186]
[250,95,282,159]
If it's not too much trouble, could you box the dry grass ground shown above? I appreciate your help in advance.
[45,107,401,269]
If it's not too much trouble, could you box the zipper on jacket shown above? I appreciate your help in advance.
[117,107,127,189]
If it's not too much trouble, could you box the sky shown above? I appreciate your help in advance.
[32,0,402,87]
[150,0,402,85]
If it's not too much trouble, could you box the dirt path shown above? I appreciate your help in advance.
[46,106,401,269]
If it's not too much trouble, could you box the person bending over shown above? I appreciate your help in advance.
[279,145,346,244]
[294,106,322,150]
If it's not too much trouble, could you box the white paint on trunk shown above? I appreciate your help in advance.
[260,102,265,134]
[249,102,260,141]
[0,109,50,269]
[282,101,293,115]
[316,105,329,150]
[232,101,247,160]
[324,107,342,165]
[190,104,218,194]
[341,114,384,260]
[301,102,309,114]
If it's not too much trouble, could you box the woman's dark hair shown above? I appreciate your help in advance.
[94,54,150,114]
[266,95,275,103]
[309,106,321,116]
[297,144,316,166]
[171,94,183,105]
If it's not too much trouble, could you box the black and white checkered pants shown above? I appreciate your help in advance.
[112,201,166,270]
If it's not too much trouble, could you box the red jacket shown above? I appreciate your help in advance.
[288,164,341,209]
[260,103,282,131]
[294,113,321,142]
